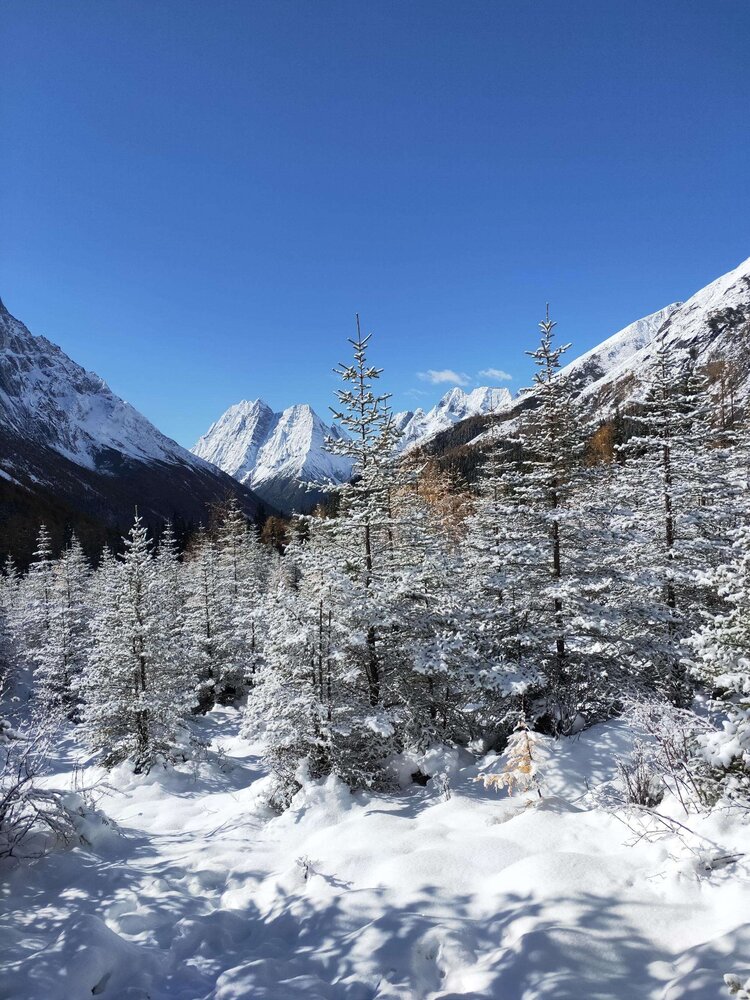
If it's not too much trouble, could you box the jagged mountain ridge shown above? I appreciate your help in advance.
[394,385,513,450]
[193,385,515,513]
[192,399,354,513]
[0,298,272,563]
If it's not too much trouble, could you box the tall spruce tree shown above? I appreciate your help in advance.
[81,515,194,771]
[617,343,742,703]
[327,316,397,709]
[34,536,90,718]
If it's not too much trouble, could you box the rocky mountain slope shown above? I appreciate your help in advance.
[558,303,682,397]
[0,298,272,563]
[558,255,750,414]
[422,255,750,474]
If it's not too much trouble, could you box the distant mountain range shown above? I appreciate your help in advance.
[191,385,514,511]
[2,255,748,556]
[393,386,513,450]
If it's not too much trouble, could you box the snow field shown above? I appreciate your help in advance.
[1,711,749,1000]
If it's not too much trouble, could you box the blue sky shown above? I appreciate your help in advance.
[2,1,748,448]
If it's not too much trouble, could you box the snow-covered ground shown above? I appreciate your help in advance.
[1,710,749,1000]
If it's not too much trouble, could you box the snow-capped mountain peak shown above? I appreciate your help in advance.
[394,384,513,451]
[192,400,353,512]
[192,399,277,483]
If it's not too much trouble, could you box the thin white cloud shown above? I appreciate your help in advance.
[478,367,513,382]
[417,369,471,386]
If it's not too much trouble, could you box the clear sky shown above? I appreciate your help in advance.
[2,1,748,448]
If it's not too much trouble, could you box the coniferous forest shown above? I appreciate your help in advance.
[3,314,748,825]
[3,317,750,998]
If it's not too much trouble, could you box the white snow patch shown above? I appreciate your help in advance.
[2,711,749,999]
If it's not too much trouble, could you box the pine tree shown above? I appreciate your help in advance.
[184,503,270,710]
[617,343,743,704]
[154,522,198,708]
[378,470,487,749]
[463,430,546,744]
[476,718,548,798]
[34,536,90,718]
[687,524,750,802]
[518,306,585,725]
[462,308,639,734]
[0,559,20,692]
[81,515,193,771]
[468,308,621,733]
[15,525,55,675]
[247,524,391,806]
[185,527,225,711]
[216,498,270,694]
[251,322,474,802]
[327,316,398,708]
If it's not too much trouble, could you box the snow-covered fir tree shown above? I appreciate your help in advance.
[81,515,195,771]
[184,502,270,711]
[14,526,56,681]
[462,430,547,745]
[468,308,625,735]
[215,498,270,692]
[0,558,20,691]
[326,316,398,710]
[617,342,744,705]
[246,525,379,808]
[33,536,90,719]
[687,523,750,802]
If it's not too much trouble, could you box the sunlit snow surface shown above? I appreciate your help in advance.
[1,710,749,999]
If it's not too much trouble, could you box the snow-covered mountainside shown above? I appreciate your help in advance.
[194,386,514,513]
[564,256,750,413]
[192,400,354,513]
[0,298,270,550]
[421,257,750,465]
[394,385,513,451]
[0,298,212,472]
[559,302,682,396]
